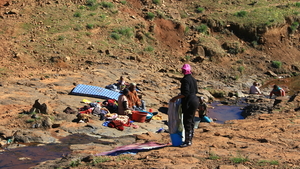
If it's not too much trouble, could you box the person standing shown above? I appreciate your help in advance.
[249,82,262,94]
[170,64,199,147]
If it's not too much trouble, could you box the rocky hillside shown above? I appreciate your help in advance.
[1,0,300,168]
[0,0,300,84]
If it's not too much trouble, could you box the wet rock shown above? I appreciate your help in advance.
[265,70,277,77]
[43,117,53,129]
[13,130,57,143]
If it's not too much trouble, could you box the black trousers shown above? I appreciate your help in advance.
[182,95,199,137]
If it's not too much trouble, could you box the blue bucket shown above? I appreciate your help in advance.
[170,132,183,146]
[201,116,212,123]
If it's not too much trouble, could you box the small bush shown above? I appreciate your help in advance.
[195,24,208,34]
[78,5,85,9]
[234,11,247,17]
[58,35,65,40]
[144,46,154,52]
[146,12,155,20]
[184,26,190,34]
[89,13,96,16]
[296,2,300,7]
[196,7,205,13]
[258,160,279,166]
[152,0,160,5]
[116,155,134,161]
[26,119,35,123]
[185,55,191,61]
[74,25,83,31]
[86,0,97,6]
[208,152,220,160]
[120,0,126,5]
[111,33,120,40]
[92,156,111,164]
[86,23,94,29]
[101,2,114,8]
[238,66,244,73]
[230,156,249,163]
[115,27,133,38]
[290,21,299,32]
[70,159,81,167]
[73,12,82,17]
[271,60,282,68]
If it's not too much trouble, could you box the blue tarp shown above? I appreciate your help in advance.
[70,84,121,100]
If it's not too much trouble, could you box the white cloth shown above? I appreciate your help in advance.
[249,85,261,94]
[167,99,184,134]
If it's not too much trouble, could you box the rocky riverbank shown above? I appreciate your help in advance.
[0,61,300,168]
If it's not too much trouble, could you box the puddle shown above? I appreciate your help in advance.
[0,134,116,169]
[207,100,246,124]
[0,143,70,169]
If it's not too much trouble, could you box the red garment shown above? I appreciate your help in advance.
[79,109,92,114]
[108,120,124,131]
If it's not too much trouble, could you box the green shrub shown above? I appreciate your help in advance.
[70,159,81,167]
[258,160,279,166]
[115,27,133,38]
[86,23,94,29]
[89,13,96,16]
[116,155,134,161]
[196,7,205,13]
[152,0,160,5]
[120,0,126,5]
[271,60,282,68]
[58,35,65,40]
[238,66,244,73]
[101,2,114,8]
[110,33,120,40]
[74,25,83,31]
[234,11,247,17]
[230,156,249,163]
[296,2,300,7]
[146,12,155,20]
[290,21,299,32]
[73,12,82,17]
[26,119,35,123]
[208,152,220,160]
[86,0,97,6]
[92,156,111,164]
[195,24,208,34]
[185,55,191,61]
[144,46,154,52]
[184,26,190,34]
[78,5,85,9]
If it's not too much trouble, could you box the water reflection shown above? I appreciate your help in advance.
[0,134,114,169]
[207,100,246,124]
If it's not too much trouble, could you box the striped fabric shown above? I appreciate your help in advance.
[70,84,121,100]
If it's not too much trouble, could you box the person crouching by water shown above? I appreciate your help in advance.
[249,82,262,95]
[170,64,199,147]
[269,85,285,98]
[118,88,133,115]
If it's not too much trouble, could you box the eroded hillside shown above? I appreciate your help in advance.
[0,0,299,84]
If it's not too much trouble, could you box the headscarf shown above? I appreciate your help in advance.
[181,64,192,75]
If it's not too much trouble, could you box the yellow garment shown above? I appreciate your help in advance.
[81,99,91,103]
[152,115,163,120]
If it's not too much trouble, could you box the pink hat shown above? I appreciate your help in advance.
[181,64,191,75]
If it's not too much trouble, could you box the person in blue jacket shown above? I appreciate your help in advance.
[171,64,199,147]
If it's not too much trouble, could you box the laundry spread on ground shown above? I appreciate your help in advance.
[95,142,171,156]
